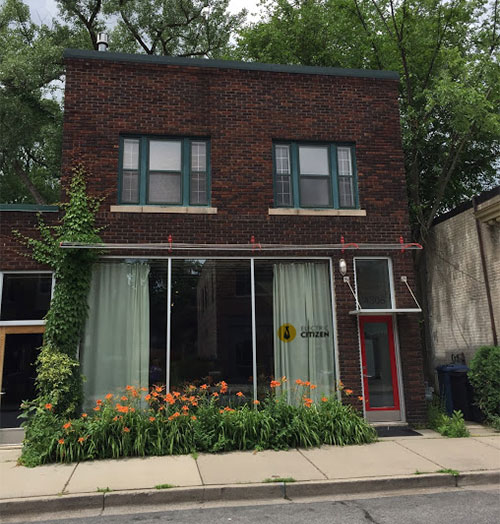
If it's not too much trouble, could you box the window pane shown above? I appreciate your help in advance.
[339,176,355,208]
[1,274,52,320]
[148,172,181,203]
[123,139,139,170]
[170,260,253,394]
[191,142,206,172]
[299,146,329,175]
[337,147,352,177]
[190,172,207,205]
[149,140,181,171]
[355,259,392,309]
[300,177,330,206]
[276,175,292,206]
[121,170,139,203]
[275,145,290,175]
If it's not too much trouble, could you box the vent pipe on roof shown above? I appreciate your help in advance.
[97,33,108,52]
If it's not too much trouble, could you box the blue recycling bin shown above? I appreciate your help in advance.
[436,364,470,417]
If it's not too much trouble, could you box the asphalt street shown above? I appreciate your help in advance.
[10,486,500,524]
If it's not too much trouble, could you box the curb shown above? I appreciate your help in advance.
[1,470,499,521]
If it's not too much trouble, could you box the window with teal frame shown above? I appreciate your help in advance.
[118,136,210,206]
[273,142,358,209]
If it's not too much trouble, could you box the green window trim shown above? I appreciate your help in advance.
[118,136,211,207]
[273,142,359,210]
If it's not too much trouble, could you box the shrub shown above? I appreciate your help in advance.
[427,396,469,438]
[468,345,500,424]
[19,379,377,466]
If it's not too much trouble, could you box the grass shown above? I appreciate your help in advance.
[263,477,296,483]
[191,451,199,460]
[96,487,111,493]
[155,483,175,489]
[437,468,460,477]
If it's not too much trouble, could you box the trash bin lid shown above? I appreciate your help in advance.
[436,364,469,372]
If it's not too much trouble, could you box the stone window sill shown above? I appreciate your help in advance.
[110,205,217,214]
[268,208,366,217]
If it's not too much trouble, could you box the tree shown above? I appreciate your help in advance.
[1,0,245,204]
[236,0,500,244]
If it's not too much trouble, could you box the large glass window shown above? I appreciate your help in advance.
[273,143,358,209]
[82,258,337,403]
[355,259,393,309]
[119,137,210,206]
[0,273,52,321]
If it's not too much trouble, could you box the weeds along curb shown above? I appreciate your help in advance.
[2,471,500,521]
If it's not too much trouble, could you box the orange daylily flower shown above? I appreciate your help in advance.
[212,392,219,397]
[96,399,103,405]
[310,384,317,390]
[253,400,260,405]
[200,384,208,390]
[45,403,53,410]
[182,405,189,412]
[168,412,180,421]
[321,396,328,402]
[358,396,364,401]
[165,393,175,405]
[304,381,311,387]
[304,397,313,407]
[63,421,71,430]
[121,396,128,401]
[105,393,113,400]
[78,437,85,444]
[236,391,244,397]
[172,391,181,398]
[81,413,88,418]
[270,380,281,388]
[126,385,133,391]
[149,416,156,422]
[345,389,353,396]
[58,439,65,445]
[191,415,197,421]
[93,406,100,412]
[295,379,303,385]
[123,427,130,433]
[145,394,151,401]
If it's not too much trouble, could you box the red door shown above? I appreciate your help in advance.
[359,316,401,422]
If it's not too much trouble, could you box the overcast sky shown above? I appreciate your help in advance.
[25,0,263,26]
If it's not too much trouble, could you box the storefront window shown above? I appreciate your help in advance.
[355,259,393,309]
[0,273,52,320]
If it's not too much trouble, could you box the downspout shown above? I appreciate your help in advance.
[472,196,498,346]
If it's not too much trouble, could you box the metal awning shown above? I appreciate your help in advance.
[349,308,422,315]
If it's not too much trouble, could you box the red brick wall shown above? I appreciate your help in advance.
[1,55,426,422]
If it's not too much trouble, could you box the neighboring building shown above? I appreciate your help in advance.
[0,49,427,439]
[426,187,500,379]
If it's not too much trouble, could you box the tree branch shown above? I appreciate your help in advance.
[14,160,46,205]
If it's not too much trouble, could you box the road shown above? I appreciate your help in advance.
[10,486,500,524]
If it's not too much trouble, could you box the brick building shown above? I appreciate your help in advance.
[426,186,499,380]
[0,49,426,437]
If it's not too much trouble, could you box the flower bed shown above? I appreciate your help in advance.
[20,379,377,466]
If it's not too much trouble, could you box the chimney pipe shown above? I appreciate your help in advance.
[97,33,108,52]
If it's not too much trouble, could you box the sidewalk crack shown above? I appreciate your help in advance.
[61,461,79,494]
[393,440,444,469]
[296,448,328,479]
[193,454,204,486]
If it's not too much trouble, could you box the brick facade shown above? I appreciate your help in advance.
[0,50,426,423]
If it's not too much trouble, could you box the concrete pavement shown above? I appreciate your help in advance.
[1,425,499,522]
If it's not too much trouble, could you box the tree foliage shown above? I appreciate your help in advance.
[1,0,245,204]
[236,0,500,242]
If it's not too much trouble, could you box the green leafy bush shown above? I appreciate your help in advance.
[19,380,377,466]
[427,397,469,438]
[468,345,500,425]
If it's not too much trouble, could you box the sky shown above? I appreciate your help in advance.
[25,0,264,26]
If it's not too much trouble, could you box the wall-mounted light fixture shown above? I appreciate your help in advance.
[339,258,347,277]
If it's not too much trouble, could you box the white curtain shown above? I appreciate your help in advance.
[82,262,150,408]
[273,263,335,402]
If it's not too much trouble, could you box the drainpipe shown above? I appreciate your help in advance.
[473,196,498,346]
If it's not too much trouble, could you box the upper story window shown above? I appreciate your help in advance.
[354,258,394,309]
[273,143,358,209]
[119,137,210,206]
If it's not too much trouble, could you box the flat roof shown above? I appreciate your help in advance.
[63,49,399,81]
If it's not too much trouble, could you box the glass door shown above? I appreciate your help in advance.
[359,316,401,422]
[0,327,44,428]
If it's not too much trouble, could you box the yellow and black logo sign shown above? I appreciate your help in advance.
[277,323,296,343]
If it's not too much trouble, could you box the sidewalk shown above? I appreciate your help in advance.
[1,424,499,522]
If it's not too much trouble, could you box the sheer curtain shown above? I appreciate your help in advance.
[273,263,335,402]
[82,262,150,408]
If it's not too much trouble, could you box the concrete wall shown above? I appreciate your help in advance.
[426,196,500,373]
